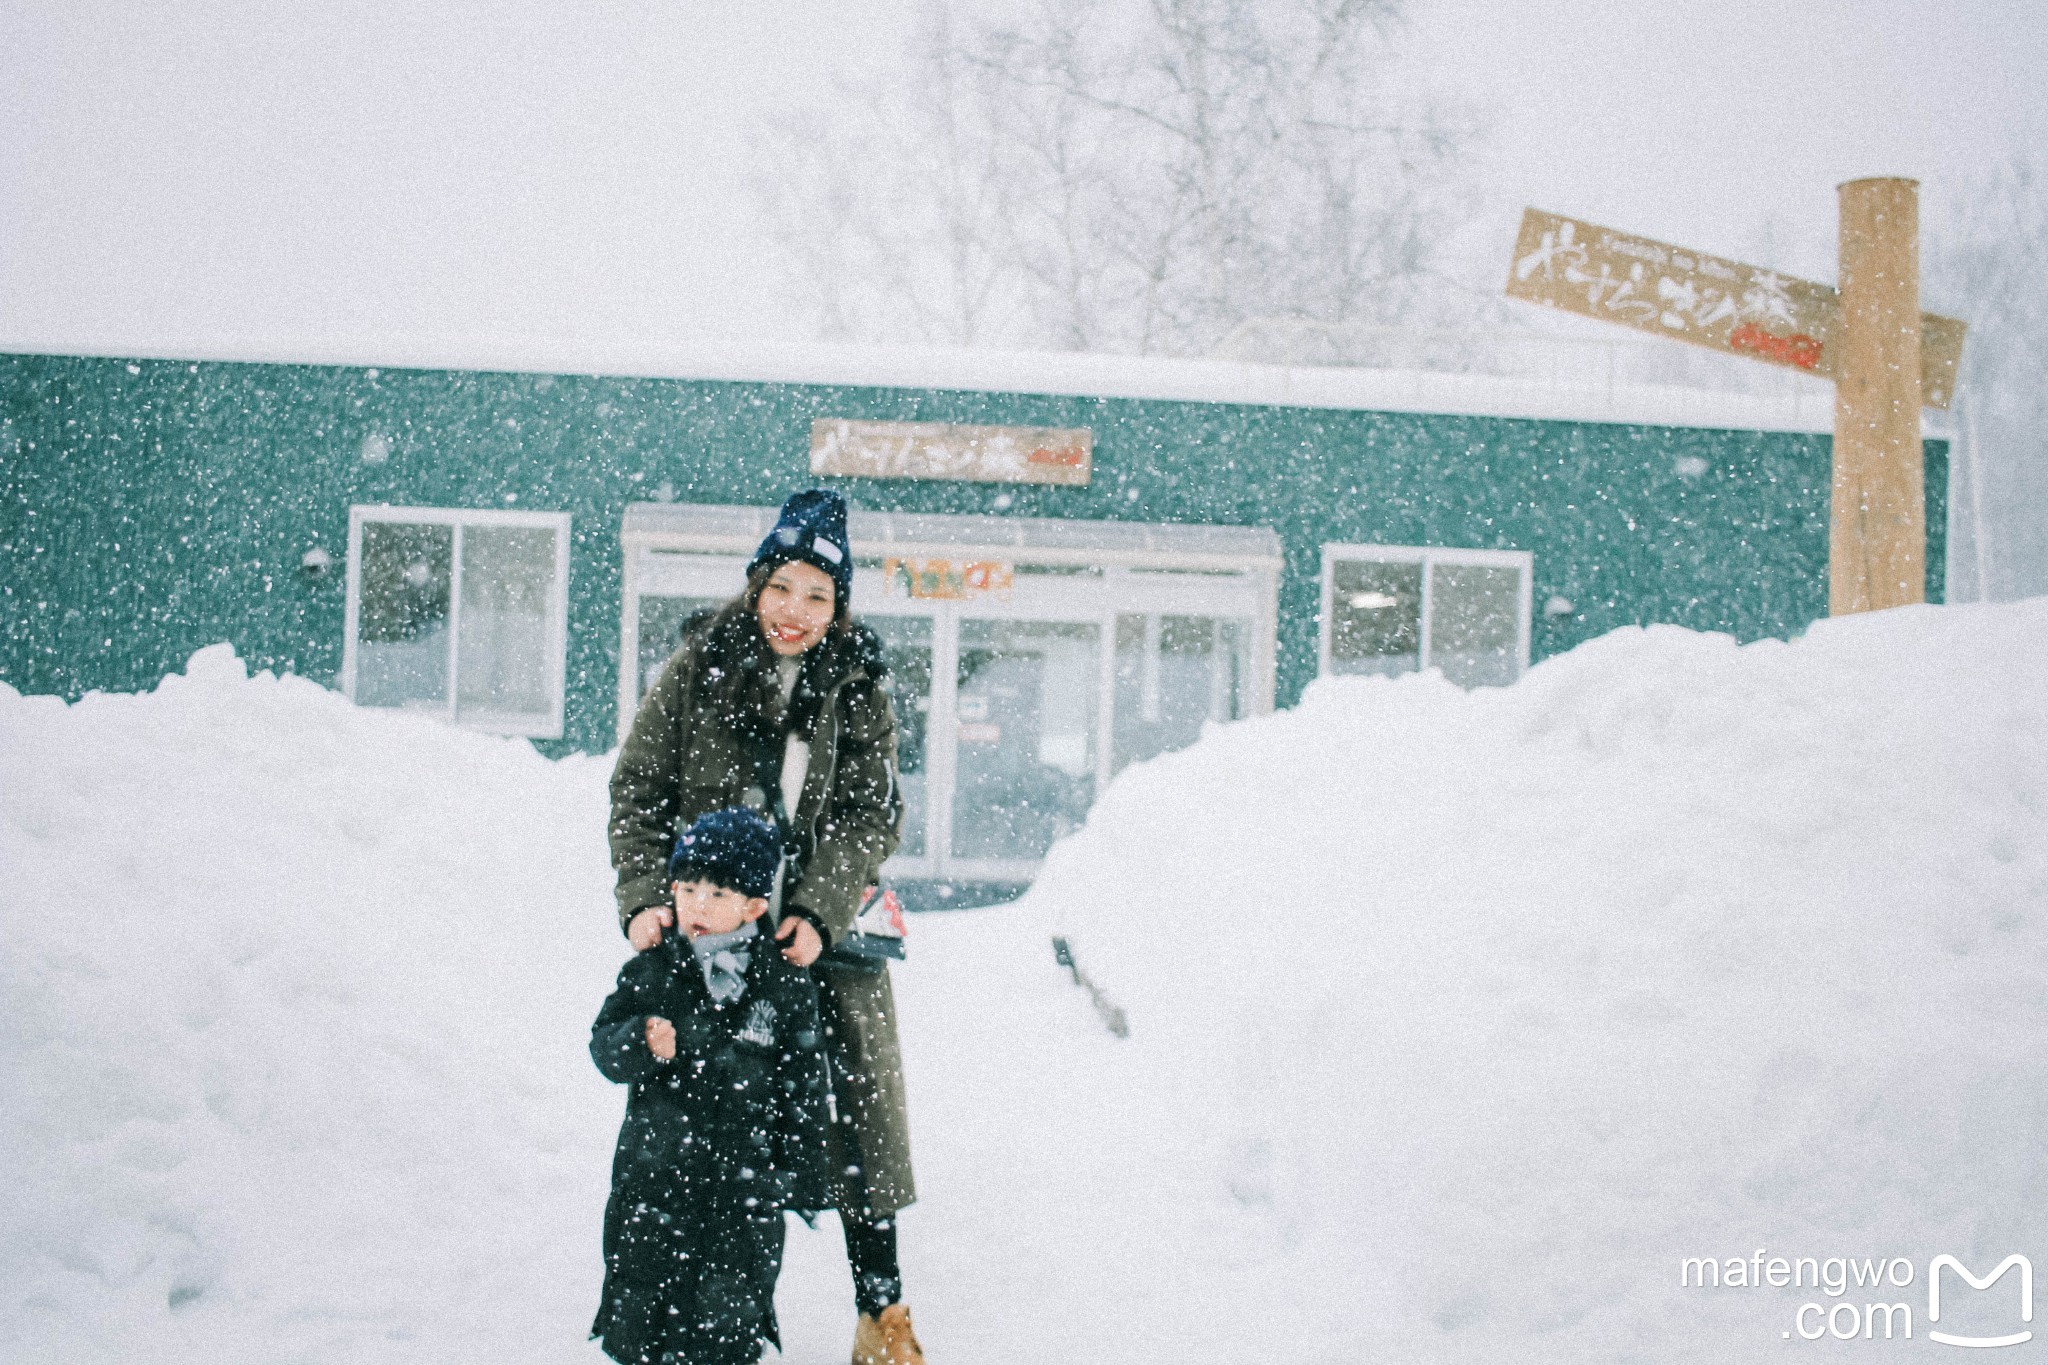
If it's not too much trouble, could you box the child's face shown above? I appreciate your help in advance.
[671,878,769,938]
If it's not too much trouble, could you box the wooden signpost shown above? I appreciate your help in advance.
[1831,180,1929,615]
[1506,187,1967,614]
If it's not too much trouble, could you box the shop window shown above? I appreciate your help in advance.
[343,507,571,737]
[1320,545,1531,688]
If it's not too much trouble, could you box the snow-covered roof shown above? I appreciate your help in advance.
[2,332,1854,435]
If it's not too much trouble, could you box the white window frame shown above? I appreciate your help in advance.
[1318,543,1534,683]
[342,504,572,739]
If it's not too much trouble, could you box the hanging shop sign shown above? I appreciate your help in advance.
[882,557,1015,600]
[1505,208,1966,408]
[812,418,1093,485]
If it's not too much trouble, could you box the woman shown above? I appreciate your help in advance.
[609,489,926,1365]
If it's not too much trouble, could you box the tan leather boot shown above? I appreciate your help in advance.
[851,1303,926,1365]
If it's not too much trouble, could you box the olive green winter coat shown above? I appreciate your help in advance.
[609,615,916,1218]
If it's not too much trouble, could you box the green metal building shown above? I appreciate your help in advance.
[0,345,1946,886]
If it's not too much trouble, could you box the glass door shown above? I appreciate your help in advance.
[949,618,1102,868]
[1111,613,1248,774]
[864,614,937,871]
[625,545,1265,886]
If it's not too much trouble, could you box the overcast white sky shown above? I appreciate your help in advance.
[2,0,2042,362]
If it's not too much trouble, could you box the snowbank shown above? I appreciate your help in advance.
[4,603,2046,1363]
[0,647,624,1360]
[0,646,1123,1364]
[1037,598,2048,1359]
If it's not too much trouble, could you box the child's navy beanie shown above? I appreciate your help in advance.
[668,807,783,900]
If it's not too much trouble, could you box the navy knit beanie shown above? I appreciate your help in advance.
[749,489,853,605]
[668,807,783,900]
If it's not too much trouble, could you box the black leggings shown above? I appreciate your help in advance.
[843,1214,902,1318]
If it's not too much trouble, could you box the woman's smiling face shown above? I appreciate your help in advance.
[757,560,837,656]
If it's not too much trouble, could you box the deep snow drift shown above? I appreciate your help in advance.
[1038,599,2048,1359]
[4,602,2046,1363]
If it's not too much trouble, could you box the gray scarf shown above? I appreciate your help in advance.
[687,920,758,1005]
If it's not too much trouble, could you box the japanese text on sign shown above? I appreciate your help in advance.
[812,419,1094,486]
[1505,208,1965,408]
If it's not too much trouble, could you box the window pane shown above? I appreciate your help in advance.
[456,526,559,720]
[1113,614,1244,774]
[636,595,721,698]
[866,616,934,859]
[1428,562,1522,688]
[952,619,1099,862]
[356,522,453,709]
[1329,559,1422,676]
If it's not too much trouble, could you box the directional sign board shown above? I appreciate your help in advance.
[1506,208,1965,409]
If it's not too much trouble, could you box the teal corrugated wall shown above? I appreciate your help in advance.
[0,353,1948,755]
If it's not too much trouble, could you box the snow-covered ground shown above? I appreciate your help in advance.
[4,602,2047,1363]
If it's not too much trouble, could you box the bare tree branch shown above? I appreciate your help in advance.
[749,0,1480,355]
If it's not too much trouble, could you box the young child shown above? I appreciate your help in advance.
[590,807,832,1365]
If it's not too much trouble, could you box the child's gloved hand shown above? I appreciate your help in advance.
[645,1016,677,1060]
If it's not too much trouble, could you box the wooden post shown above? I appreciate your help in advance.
[1832,178,1925,614]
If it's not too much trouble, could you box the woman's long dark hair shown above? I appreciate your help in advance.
[695,561,867,745]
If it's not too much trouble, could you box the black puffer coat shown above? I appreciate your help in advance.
[588,930,832,1365]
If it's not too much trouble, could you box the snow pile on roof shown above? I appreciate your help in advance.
[1036,597,2048,1358]
[4,603,2046,1362]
